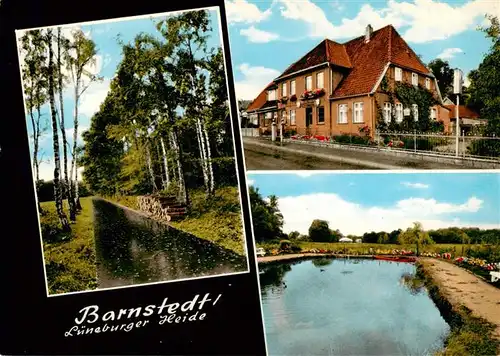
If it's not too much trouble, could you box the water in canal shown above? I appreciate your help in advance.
[92,198,247,289]
[260,257,450,356]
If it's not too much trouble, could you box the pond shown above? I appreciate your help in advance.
[92,198,247,289]
[260,257,450,356]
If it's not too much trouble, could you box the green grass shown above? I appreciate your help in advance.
[107,186,246,256]
[40,197,97,295]
[170,187,245,256]
[416,261,500,356]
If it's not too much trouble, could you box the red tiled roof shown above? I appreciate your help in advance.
[326,39,352,68]
[333,25,431,98]
[246,82,274,112]
[250,24,435,105]
[444,105,480,119]
[277,39,352,79]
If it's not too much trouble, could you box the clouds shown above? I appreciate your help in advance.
[229,0,499,44]
[78,78,111,118]
[275,193,494,236]
[401,182,429,189]
[234,63,280,99]
[240,26,279,43]
[225,0,272,24]
[437,47,464,60]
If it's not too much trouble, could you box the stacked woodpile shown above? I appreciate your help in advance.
[137,195,186,222]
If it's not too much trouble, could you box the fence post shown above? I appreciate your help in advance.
[462,130,465,158]
[414,129,417,153]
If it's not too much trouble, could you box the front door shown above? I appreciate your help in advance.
[305,107,313,127]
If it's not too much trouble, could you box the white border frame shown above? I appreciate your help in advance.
[15,5,257,299]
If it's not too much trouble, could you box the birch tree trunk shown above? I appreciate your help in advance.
[57,28,76,222]
[170,130,189,206]
[201,119,215,195]
[47,29,70,231]
[196,118,209,193]
[160,136,170,190]
[145,139,157,192]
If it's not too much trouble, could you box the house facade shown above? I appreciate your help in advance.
[247,24,451,137]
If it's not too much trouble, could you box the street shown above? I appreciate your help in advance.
[243,138,477,170]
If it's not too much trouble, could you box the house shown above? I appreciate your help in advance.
[247,24,450,138]
[245,82,278,135]
[444,104,486,134]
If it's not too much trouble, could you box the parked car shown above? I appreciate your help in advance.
[256,248,266,257]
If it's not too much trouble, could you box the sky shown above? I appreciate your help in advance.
[247,171,500,236]
[17,7,223,182]
[225,0,500,100]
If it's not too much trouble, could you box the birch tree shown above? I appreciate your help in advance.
[45,28,70,231]
[55,27,76,222]
[20,30,49,214]
[66,29,100,211]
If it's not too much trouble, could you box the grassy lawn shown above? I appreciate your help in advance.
[40,197,97,295]
[107,186,246,256]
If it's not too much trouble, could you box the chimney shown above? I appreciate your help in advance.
[365,24,373,43]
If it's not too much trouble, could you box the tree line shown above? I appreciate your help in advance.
[428,15,500,139]
[20,27,100,232]
[21,10,237,232]
[249,186,499,246]
[81,11,236,207]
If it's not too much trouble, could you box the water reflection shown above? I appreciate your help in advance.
[93,198,247,289]
[260,258,449,356]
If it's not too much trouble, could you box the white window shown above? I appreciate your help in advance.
[282,82,287,97]
[412,73,418,86]
[290,80,296,95]
[338,104,348,124]
[353,102,364,123]
[268,89,276,101]
[425,78,431,90]
[265,112,273,119]
[395,67,402,82]
[290,109,296,125]
[431,107,437,120]
[383,102,392,123]
[281,110,286,123]
[412,104,419,121]
[316,72,324,89]
[305,75,312,91]
[395,103,403,123]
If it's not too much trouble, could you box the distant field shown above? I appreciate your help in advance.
[257,241,483,255]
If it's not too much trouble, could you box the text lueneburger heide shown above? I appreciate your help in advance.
[64,293,222,337]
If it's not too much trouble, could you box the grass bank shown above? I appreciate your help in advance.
[416,261,499,356]
[40,197,97,295]
[107,186,246,256]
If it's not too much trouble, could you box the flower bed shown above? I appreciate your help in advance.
[455,257,500,272]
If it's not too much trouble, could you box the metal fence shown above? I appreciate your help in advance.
[253,127,500,161]
[240,128,260,137]
[375,131,500,161]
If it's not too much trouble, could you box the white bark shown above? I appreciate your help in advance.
[196,118,209,192]
[202,119,214,194]
[160,136,170,189]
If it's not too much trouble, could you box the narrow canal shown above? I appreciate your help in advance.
[260,257,450,356]
[92,198,247,289]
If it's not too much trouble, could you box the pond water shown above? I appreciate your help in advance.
[92,198,247,289]
[260,258,450,356]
